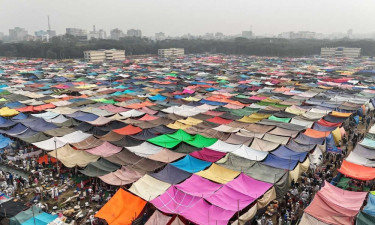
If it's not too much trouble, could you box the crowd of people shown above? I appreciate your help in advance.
[0,142,117,224]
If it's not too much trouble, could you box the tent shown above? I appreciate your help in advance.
[304,181,367,225]
[170,155,212,173]
[95,188,146,225]
[21,212,57,225]
[338,160,375,180]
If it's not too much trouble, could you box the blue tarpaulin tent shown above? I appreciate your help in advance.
[170,155,211,173]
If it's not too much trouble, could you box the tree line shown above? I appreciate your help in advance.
[0,35,374,59]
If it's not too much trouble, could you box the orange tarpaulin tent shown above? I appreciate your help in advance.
[304,128,331,138]
[37,154,57,164]
[95,188,146,225]
[338,160,375,181]
[113,125,142,135]
[331,111,352,118]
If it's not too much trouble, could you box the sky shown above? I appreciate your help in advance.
[0,0,374,37]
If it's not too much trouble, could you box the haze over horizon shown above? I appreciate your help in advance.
[1,0,374,36]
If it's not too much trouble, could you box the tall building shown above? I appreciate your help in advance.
[158,48,184,57]
[155,32,166,41]
[98,29,107,39]
[347,29,353,39]
[9,27,28,42]
[321,47,361,58]
[110,28,124,40]
[66,28,88,41]
[242,30,253,39]
[88,26,107,40]
[127,29,142,37]
[84,49,125,62]
[35,30,50,41]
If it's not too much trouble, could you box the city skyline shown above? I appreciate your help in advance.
[0,0,374,37]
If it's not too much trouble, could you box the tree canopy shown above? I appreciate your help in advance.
[0,35,374,59]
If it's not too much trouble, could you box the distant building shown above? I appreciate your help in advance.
[158,48,184,57]
[242,31,253,39]
[0,32,4,40]
[278,31,316,39]
[47,30,56,37]
[98,29,107,39]
[9,27,28,42]
[127,29,142,37]
[110,28,124,40]
[321,47,361,58]
[88,26,107,40]
[347,29,353,39]
[155,32,166,41]
[35,30,50,41]
[215,32,224,40]
[84,49,125,62]
[66,28,87,41]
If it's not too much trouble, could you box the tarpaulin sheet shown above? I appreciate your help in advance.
[363,193,375,216]
[113,124,142,135]
[9,206,42,225]
[262,154,299,170]
[0,199,28,218]
[99,166,144,186]
[271,145,307,162]
[21,212,57,225]
[171,155,212,173]
[0,117,16,128]
[148,134,182,148]
[190,148,226,162]
[95,188,146,225]
[267,127,299,137]
[184,134,217,148]
[80,158,121,177]
[262,133,290,145]
[180,198,236,225]
[268,115,291,123]
[145,210,172,225]
[294,133,324,145]
[85,141,122,157]
[304,128,331,138]
[304,181,367,225]
[232,145,268,161]
[175,174,222,198]
[225,133,253,145]
[4,123,28,136]
[353,143,375,159]
[72,136,104,149]
[206,140,240,153]
[250,138,279,152]
[150,164,191,184]
[150,186,201,215]
[48,144,99,167]
[126,142,163,157]
[338,160,375,181]
[356,212,375,225]
[147,148,185,163]
[196,163,240,184]
[129,174,171,200]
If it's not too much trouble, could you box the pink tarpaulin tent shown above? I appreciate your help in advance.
[85,141,122,157]
[174,174,222,198]
[304,181,367,225]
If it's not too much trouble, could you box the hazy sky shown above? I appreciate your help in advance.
[0,0,374,36]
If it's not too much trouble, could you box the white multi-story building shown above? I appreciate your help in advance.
[158,48,184,57]
[84,49,125,62]
[321,47,361,58]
